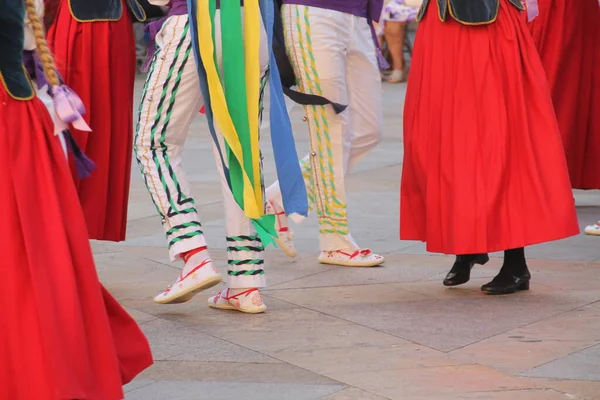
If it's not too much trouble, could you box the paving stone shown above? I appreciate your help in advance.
[387,280,491,299]
[540,379,600,400]
[124,307,158,325]
[138,318,278,363]
[285,289,595,352]
[125,381,346,400]
[319,387,390,400]
[123,379,154,393]
[159,307,406,355]
[268,254,459,290]
[523,344,600,382]
[265,283,428,308]
[274,343,459,376]
[139,360,342,385]
[329,365,545,400]
[458,389,571,400]
[449,302,600,373]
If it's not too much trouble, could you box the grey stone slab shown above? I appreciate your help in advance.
[526,232,600,262]
[140,360,341,385]
[125,381,346,400]
[320,387,390,400]
[329,365,539,400]
[125,307,158,325]
[260,254,341,288]
[523,343,600,381]
[178,307,406,354]
[124,216,164,241]
[139,318,278,363]
[275,343,458,376]
[266,284,427,309]
[95,252,181,302]
[458,389,571,400]
[117,231,173,248]
[124,379,154,393]
[269,256,454,290]
[447,300,600,374]
[541,379,600,400]
[291,288,595,352]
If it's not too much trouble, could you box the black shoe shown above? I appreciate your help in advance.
[443,254,490,287]
[481,266,531,295]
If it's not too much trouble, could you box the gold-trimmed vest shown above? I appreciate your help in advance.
[417,0,525,24]
[68,0,146,22]
[0,0,34,100]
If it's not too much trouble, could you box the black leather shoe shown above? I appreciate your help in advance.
[443,254,490,287]
[481,267,531,295]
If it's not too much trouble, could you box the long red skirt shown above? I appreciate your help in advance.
[529,0,600,189]
[400,0,579,255]
[0,90,152,397]
[47,0,135,241]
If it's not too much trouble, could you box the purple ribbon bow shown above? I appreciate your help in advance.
[525,0,539,21]
[52,85,92,135]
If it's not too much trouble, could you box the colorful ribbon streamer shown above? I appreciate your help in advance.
[196,0,259,217]
[258,0,308,222]
[186,0,307,246]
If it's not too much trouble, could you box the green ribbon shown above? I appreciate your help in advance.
[215,0,277,246]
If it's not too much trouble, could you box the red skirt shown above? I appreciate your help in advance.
[528,0,600,189]
[0,89,152,398]
[47,0,135,241]
[400,0,579,255]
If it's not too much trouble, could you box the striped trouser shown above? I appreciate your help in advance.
[269,5,383,252]
[134,14,269,289]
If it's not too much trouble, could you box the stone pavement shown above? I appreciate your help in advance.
[98,79,600,399]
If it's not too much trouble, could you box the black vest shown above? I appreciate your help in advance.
[68,0,146,22]
[417,0,525,24]
[0,0,33,100]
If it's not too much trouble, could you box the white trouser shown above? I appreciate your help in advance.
[135,13,269,289]
[267,5,383,252]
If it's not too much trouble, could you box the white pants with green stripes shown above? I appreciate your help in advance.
[269,5,383,252]
[135,13,269,289]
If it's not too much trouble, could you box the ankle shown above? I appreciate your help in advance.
[499,262,529,276]
[456,253,485,262]
[182,246,208,262]
[227,288,260,297]
[180,246,212,275]
[503,247,526,269]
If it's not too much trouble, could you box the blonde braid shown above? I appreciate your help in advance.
[24,0,60,87]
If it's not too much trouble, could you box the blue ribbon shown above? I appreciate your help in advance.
[186,0,307,220]
[258,0,308,218]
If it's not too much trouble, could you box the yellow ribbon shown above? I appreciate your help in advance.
[196,0,262,218]
[244,1,263,204]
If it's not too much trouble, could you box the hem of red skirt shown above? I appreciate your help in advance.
[400,228,580,255]
[571,185,600,191]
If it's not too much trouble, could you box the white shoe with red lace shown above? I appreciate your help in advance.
[154,259,223,305]
[266,200,297,258]
[208,288,267,314]
[584,222,600,236]
[318,248,385,267]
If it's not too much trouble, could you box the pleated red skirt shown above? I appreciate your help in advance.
[0,89,152,398]
[47,0,135,241]
[400,0,579,255]
[529,0,600,189]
